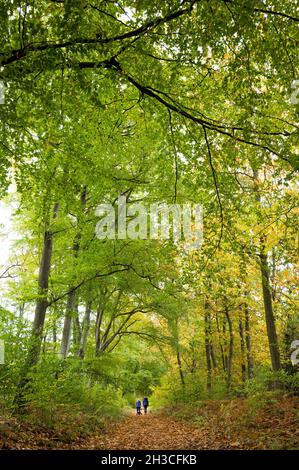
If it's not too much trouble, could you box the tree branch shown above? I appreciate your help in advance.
[0,0,199,67]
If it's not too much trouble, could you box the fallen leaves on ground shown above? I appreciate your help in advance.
[0,395,298,450]
[84,413,217,450]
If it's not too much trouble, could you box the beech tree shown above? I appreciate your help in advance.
[0,0,297,418]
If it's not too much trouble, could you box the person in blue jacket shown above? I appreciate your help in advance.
[143,397,149,414]
[136,399,141,415]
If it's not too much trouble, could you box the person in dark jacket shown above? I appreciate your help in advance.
[143,397,149,414]
[136,399,141,415]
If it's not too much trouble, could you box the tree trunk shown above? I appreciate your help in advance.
[238,312,246,383]
[224,305,234,390]
[52,319,57,351]
[95,307,104,355]
[72,300,81,350]
[60,189,86,359]
[244,300,253,379]
[222,314,228,371]
[253,170,281,372]
[204,300,212,392]
[60,288,77,358]
[176,350,185,386]
[259,247,281,371]
[14,202,58,408]
[78,303,91,359]
[216,311,226,372]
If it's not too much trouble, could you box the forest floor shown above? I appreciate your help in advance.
[0,395,298,450]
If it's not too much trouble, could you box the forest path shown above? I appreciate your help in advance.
[84,412,214,450]
[2,396,298,449]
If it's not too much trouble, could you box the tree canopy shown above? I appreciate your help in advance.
[0,0,298,449]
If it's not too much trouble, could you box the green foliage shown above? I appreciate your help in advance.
[244,366,299,397]
[0,1,298,444]
[22,355,125,429]
[0,306,31,407]
[152,370,230,408]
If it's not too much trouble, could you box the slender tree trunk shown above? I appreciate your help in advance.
[223,315,228,371]
[52,319,57,351]
[210,342,217,369]
[176,350,185,386]
[16,302,25,346]
[78,303,91,359]
[216,311,226,372]
[14,203,58,408]
[244,300,253,379]
[238,312,246,383]
[172,317,185,386]
[204,300,212,392]
[72,300,81,350]
[60,189,86,359]
[271,248,277,301]
[253,170,281,372]
[60,288,77,358]
[18,303,25,319]
[95,307,104,355]
[259,246,281,371]
[224,305,234,390]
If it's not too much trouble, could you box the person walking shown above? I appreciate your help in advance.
[143,397,149,414]
[136,399,141,415]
